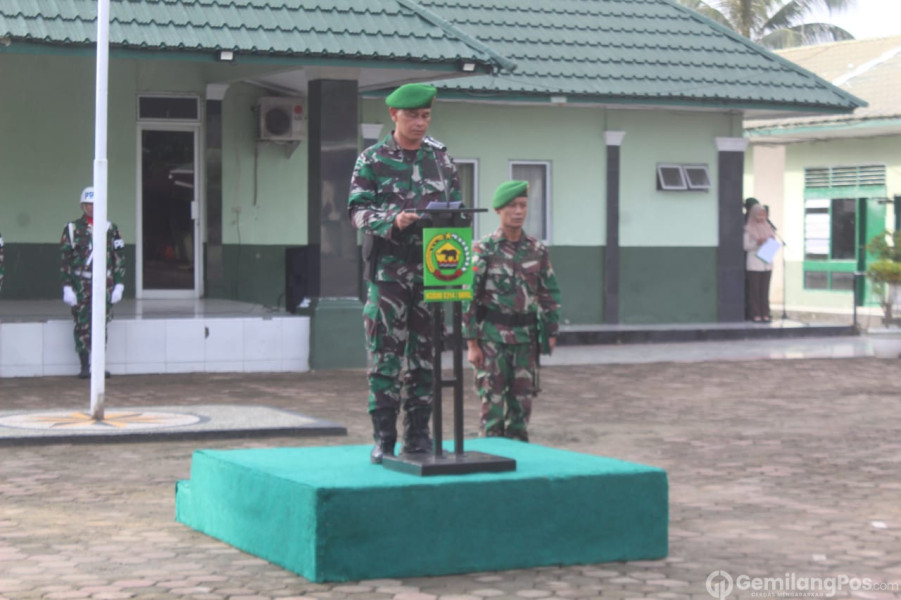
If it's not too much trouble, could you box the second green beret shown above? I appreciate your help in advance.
[492,180,529,210]
[385,83,437,109]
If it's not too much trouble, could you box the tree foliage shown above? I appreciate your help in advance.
[675,0,856,49]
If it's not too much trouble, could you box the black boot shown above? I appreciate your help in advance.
[77,352,90,379]
[78,352,111,379]
[369,408,398,464]
[402,406,433,454]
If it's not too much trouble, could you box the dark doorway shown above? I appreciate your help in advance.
[141,129,196,291]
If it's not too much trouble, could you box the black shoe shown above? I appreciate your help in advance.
[505,429,530,442]
[77,352,90,379]
[369,408,398,464]
[402,406,433,454]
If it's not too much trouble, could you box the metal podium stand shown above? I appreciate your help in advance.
[381,207,517,476]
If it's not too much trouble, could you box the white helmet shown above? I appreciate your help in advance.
[80,187,94,204]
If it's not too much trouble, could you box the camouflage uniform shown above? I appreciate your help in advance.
[348,133,460,454]
[462,228,561,441]
[60,216,126,356]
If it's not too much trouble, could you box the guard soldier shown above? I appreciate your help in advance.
[348,83,462,463]
[463,180,561,441]
[60,187,126,379]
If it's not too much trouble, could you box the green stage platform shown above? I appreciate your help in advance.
[175,439,668,582]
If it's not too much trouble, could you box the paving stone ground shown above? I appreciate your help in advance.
[1,355,900,600]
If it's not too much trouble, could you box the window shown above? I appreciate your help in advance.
[683,165,711,190]
[656,164,686,190]
[804,198,830,259]
[802,166,888,297]
[804,197,857,262]
[455,159,479,234]
[831,272,855,291]
[830,199,857,260]
[138,96,200,121]
[510,161,550,241]
[805,164,886,189]
[656,164,710,191]
[804,271,829,290]
[803,198,858,291]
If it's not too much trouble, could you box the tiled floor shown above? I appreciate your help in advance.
[1,355,899,599]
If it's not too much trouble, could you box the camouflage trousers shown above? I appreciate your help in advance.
[363,279,434,413]
[474,339,536,441]
[71,283,112,355]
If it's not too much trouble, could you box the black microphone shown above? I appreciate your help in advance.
[422,136,447,151]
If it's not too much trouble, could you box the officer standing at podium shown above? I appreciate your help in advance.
[463,180,561,442]
[348,83,462,463]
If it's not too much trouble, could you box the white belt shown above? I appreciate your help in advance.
[74,269,111,278]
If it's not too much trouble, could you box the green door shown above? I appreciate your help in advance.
[858,197,887,306]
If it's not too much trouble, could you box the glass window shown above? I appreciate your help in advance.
[804,271,829,289]
[456,161,477,207]
[455,160,479,235]
[139,96,200,121]
[656,164,687,190]
[831,272,855,291]
[511,161,550,241]
[684,165,711,190]
[830,198,856,260]
[804,198,858,261]
[656,164,710,191]
[804,199,830,260]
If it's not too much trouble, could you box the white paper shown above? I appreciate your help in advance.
[756,237,781,264]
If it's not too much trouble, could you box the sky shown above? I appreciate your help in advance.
[807,0,901,40]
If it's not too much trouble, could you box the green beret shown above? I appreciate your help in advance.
[492,180,529,210]
[385,83,437,109]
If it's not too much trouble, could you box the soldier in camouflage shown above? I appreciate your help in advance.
[348,83,462,463]
[60,187,126,379]
[463,180,561,442]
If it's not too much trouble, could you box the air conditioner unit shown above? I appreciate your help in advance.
[258,97,305,142]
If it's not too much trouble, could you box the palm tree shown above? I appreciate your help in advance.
[676,0,856,49]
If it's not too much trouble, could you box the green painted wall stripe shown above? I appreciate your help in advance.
[4,243,725,326]
[620,247,717,324]
[548,246,604,325]
[803,261,856,272]
[1,243,136,300]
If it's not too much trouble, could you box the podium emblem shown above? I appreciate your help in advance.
[423,228,473,301]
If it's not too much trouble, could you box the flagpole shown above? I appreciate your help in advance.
[90,0,110,420]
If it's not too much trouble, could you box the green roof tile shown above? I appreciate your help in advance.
[0,0,512,71]
[421,0,864,114]
[0,0,863,114]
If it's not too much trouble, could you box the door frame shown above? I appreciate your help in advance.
[135,122,204,299]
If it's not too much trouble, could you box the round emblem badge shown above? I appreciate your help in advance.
[425,232,472,282]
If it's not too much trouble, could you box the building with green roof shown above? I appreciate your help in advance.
[0,0,862,372]
[745,35,901,321]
